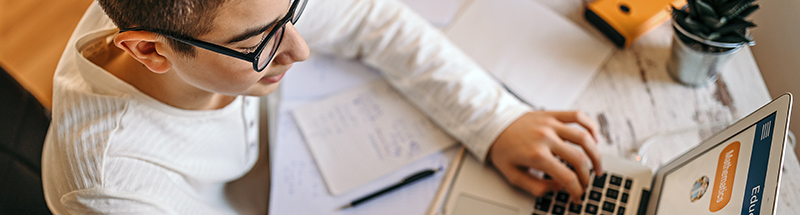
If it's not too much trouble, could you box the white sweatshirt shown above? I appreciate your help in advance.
[42,0,531,214]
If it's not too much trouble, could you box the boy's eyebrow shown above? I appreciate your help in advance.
[225,18,280,44]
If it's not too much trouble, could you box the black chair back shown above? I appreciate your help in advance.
[0,65,53,215]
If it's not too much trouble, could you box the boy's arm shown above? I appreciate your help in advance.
[296,0,526,164]
[294,0,602,199]
[59,188,175,215]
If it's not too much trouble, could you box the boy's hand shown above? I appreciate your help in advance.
[489,111,603,204]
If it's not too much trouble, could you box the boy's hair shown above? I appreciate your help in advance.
[98,0,230,57]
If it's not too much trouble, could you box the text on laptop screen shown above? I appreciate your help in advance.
[657,112,777,214]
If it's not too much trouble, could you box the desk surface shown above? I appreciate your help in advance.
[270,0,800,213]
[572,28,800,215]
[523,0,800,212]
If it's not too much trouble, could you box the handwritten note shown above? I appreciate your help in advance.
[292,80,457,195]
[271,100,458,215]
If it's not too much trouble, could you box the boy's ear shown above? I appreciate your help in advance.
[114,31,172,74]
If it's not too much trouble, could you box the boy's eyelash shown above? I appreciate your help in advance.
[240,29,272,53]
[241,45,259,53]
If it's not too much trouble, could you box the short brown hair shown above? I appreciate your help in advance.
[98,0,230,57]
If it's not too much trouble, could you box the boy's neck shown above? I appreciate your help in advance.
[99,44,236,110]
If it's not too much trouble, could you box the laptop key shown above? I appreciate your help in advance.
[602,201,616,213]
[606,188,619,200]
[589,190,602,201]
[621,193,629,203]
[534,198,552,212]
[624,179,633,190]
[610,175,622,186]
[593,173,607,188]
[568,203,582,213]
[617,206,626,215]
[585,203,598,214]
[552,204,565,215]
[555,191,570,203]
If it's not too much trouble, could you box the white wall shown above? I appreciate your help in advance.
[748,0,800,159]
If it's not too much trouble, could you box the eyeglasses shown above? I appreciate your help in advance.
[119,0,308,72]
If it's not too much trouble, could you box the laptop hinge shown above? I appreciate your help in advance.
[637,189,651,215]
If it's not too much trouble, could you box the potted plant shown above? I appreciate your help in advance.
[666,0,759,86]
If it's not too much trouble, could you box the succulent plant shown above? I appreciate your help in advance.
[673,0,759,44]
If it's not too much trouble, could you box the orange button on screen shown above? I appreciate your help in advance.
[710,141,740,212]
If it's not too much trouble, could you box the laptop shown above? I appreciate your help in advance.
[437,93,792,215]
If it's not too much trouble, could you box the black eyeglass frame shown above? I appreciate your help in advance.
[118,0,307,72]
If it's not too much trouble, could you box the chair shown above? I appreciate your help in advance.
[0,64,53,214]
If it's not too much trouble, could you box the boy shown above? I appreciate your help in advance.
[42,0,603,213]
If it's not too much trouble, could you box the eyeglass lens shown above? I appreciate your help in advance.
[257,27,284,71]
[255,0,306,71]
[292,0,306,23]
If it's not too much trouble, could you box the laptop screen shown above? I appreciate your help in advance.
[656,112,777,214]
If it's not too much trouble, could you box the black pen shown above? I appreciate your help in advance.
[338,167,441,210]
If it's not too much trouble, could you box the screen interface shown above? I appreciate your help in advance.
[656,112,777,214]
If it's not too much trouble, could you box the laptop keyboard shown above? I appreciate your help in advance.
[533,171,633,215]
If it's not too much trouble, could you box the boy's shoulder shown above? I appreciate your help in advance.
[49,0,142,127]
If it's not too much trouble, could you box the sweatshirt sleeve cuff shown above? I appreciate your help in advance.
[462,102,531,163]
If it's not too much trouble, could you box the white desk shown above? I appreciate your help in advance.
[268,0,800,213]
[456,0,800,212]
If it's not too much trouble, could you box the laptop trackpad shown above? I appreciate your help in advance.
[452,194,519,215]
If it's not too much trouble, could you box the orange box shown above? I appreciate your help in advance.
[585,0,686,48]
[710,141,740,212]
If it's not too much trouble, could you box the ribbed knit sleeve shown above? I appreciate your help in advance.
[295,0,532,161]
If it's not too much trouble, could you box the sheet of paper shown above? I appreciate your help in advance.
[445,0,614,109]
[400,0,458,27]
[280,53,381,101]
[269,100,459,214]
[292,79,458,195]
